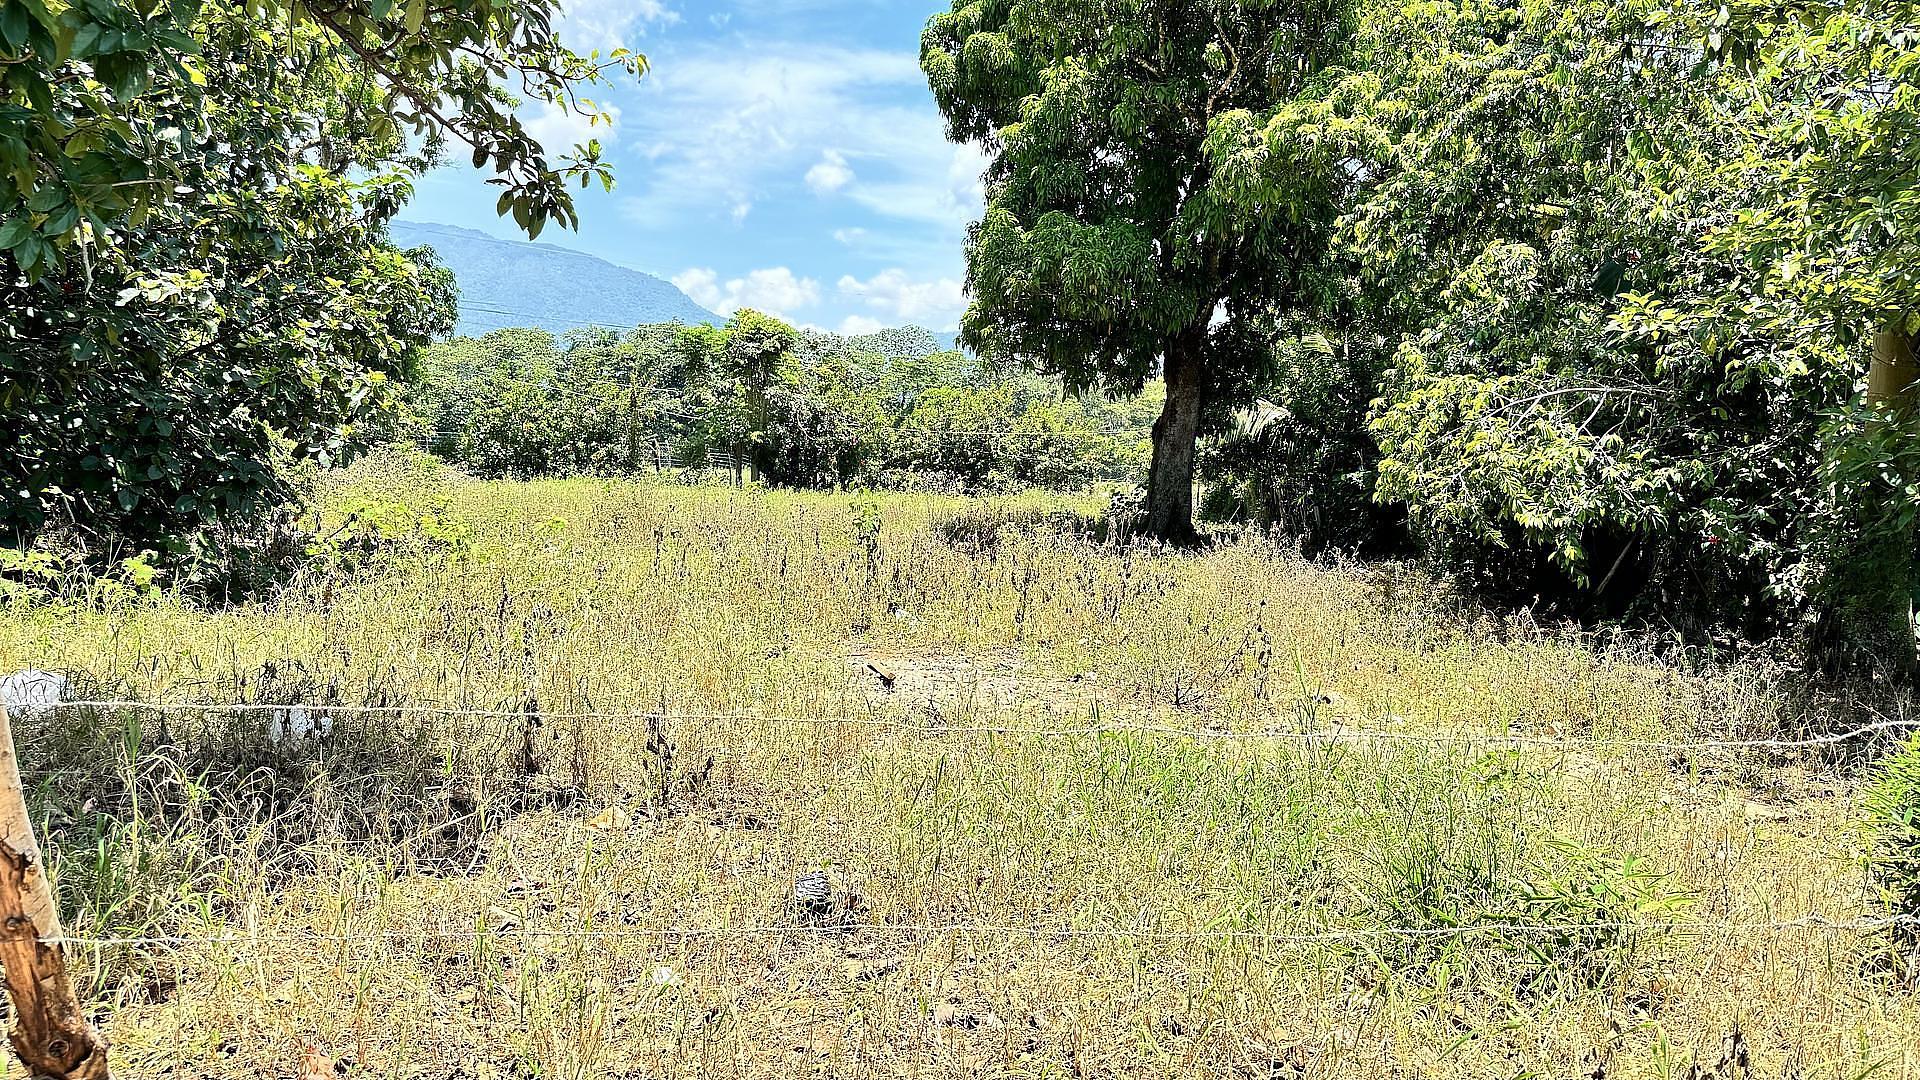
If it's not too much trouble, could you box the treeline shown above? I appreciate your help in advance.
[407,315,1156,492]
[5,0,1917,675]
[926,0,1920,675]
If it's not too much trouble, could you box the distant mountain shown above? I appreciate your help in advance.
[391,220,965,349]
[391,220,718,338]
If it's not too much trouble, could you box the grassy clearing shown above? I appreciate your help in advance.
[1,456,1915,1079]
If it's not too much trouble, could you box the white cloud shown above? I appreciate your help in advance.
[674,266,821,320]
[673,268,722,307]
[837,269,966,328]
[805,150,855,195]
[561,0,678,53]
[535,39,987,328]
[618,45,971,237]
[836,315,889,335]
[844,142,987,231]
[524,99,622,153]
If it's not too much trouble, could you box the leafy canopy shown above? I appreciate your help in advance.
[2,0,639,563]
[1,0,638,274]
[922,0,1358,401]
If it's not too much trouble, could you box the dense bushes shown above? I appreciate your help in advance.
[1188,0,1920,674]
[409,313,1156,493]
[1866,735,1920,981]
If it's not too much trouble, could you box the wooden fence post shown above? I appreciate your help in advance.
[0,703,108,1079]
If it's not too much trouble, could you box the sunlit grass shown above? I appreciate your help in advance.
[0,455,1913,1078]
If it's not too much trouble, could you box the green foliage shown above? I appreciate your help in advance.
[0,0,638,268]
[1200,328,1396,554]
[675,309,800,479]
[892,385,1018,483]
[1,0,640,569]
[0,546,63,604]
[932,0,1794,604]
[923,0,1360,537]
[1797,407,1920,677]
[415,326,675,477]
[412,315,1156,493]
[1202,0,1920,667]
[0,543,165,606]
[1365,750,1687,994]
[1614,0,1920,669]
[924,0,1351,374]
[307,496,472,580]
[1665,0,1920,333]
[1342,0,1707,607]
[1864,734,1920,980]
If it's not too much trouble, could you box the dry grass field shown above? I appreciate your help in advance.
[1,454,1916,1079]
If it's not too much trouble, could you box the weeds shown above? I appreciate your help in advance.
[0,460,1913,1078]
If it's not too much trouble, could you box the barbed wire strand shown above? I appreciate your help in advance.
[26,699,1920,751]
[46,912,1920,949]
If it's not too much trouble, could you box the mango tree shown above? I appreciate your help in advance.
[922,0,1357,540]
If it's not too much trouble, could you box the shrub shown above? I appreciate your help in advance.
[0,543,166,607]
[1864,734,1920,982]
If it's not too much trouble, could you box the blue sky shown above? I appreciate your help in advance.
[407,0,982,334]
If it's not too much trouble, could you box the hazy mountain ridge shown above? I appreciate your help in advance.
[391,220,718,337]
[394,220,962,354]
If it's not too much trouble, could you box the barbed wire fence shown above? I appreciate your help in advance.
[34,697,1920,750]
[0,693,1917,1076]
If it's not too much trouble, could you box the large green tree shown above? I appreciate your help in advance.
[1346,0,1719,606]
[1,0,637,558]
[921,0,1357,540]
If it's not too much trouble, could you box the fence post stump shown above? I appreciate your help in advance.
[0,703,108,1079]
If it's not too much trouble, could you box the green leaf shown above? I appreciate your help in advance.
[42,204,79,236]
[25,185,63,213]
[14,0,56,33]
[0,5,30,49]
[67,21,101,57]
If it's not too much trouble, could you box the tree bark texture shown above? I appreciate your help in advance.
[1143,327,1207,543]
[0,704,109,1079]
[1869,321,1918,411]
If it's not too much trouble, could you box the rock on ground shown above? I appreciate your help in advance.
[0,670,68,719]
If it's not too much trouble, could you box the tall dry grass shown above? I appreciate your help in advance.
[0,454,1914,1078]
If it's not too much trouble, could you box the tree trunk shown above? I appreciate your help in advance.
[1142,327,1206,543]
[0,704,110,1079]
[1869,321,1917,410]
